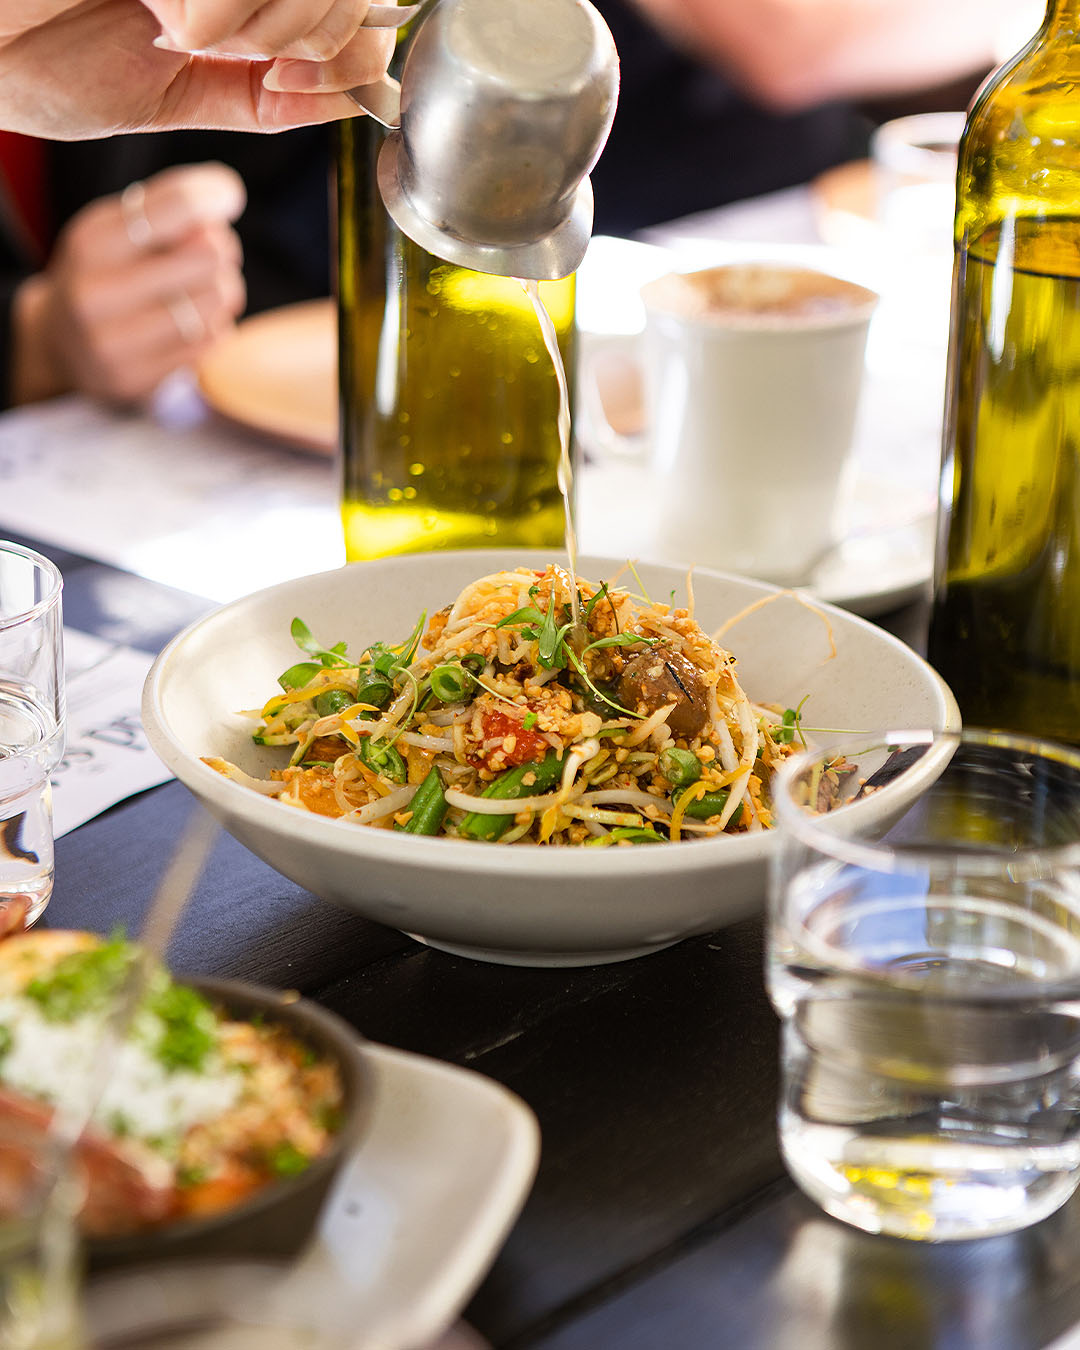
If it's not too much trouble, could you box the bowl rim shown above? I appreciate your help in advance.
[142,551,960,880]
[87,974,370,1257]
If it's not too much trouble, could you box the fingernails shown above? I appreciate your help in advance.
[153,32,188,54]
[263,60,327,92]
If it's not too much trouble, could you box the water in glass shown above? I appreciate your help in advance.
[769,730,1080,1240]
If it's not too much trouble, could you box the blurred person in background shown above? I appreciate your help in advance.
[0,129,331,408]
[589,0,1036,233]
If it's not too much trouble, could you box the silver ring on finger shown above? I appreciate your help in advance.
[120,181,154,250]
[166,292,206,345]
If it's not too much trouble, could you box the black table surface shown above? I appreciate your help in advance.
[31,532,1080,1350]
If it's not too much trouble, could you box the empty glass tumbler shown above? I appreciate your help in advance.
[0,543,64,927]
[769,729,1080,1240]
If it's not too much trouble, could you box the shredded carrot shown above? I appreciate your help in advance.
[669,781,708,842]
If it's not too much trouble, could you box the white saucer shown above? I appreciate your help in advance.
[806,511,934,617]
[84,1042,539,1350]
[576,459,935,619]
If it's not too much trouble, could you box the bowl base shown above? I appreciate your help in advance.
[406,933,679,967]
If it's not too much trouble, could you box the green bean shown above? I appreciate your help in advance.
[358,738,406,783]
[584,826,665,846]
[430,664,472,702]
[676,788,731,821]
[402,768,449,835]
[658,747,701,789]
[372,651,401,679]
[457,752,565,841]
[315,689,353,718]
[356,675,394,708]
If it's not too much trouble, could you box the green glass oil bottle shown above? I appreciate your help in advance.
[928,1,1080,742]
[335,111,575,562]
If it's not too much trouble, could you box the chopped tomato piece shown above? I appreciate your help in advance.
[468,709,549,771]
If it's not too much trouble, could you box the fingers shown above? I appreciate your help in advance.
[264,22,396,91]
[65,162,245,270]
[68,222,243,325]
[119,163,247,260]
[142,0,394,129]
[129,267,247,357]
[72,266,247,404]
[146,0,372,60]
[46,186,247,405]
[152,55,364,131]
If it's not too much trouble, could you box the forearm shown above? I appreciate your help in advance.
[628,0,1033,110]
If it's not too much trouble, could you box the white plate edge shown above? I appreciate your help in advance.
[321,1041,539,1349]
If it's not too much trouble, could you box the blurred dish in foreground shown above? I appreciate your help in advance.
[0,930,368,1263]
[196,300,336,455]
[85,1043,537,1350]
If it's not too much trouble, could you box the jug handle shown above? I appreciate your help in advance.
[346,75,402,129]
[348,1,420,127]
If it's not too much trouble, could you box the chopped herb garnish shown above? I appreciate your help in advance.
[108,1110,133,1138]
[0,1024,13,1063]
[522,711,538,731]
[315,1102,344,1133]
[148,980,217,1073]
[26,932,136,1022]
[268,1141,311,1178]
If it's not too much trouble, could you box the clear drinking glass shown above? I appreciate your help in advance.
[0,1163,85,1350]
[0,543,64,926]
[768,728,1080,1241]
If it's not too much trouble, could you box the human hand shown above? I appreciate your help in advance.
[0,1,395,139]
[12,162,247,406]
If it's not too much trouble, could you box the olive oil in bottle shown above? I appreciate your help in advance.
[928,1,1080,742]
[336,117,575,562]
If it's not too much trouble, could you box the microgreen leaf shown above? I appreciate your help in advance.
[582,582,610,621]
[537,592,573,669]
[582,633,659,655]
[290,618,352,667]
[496,605,545,631]
[774,694,811,747]
[565,648,641,718]
[397,611,427,667]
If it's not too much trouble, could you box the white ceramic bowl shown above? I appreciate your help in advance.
[142,551,959,966]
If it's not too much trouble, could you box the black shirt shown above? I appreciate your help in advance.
[589,0,870,235]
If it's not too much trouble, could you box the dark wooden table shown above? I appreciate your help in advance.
[32,533,1080,1350]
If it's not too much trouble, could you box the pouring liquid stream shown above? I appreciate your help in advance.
[521,279,579,624]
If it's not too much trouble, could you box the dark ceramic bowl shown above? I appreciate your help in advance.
[87,977,371,1271]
